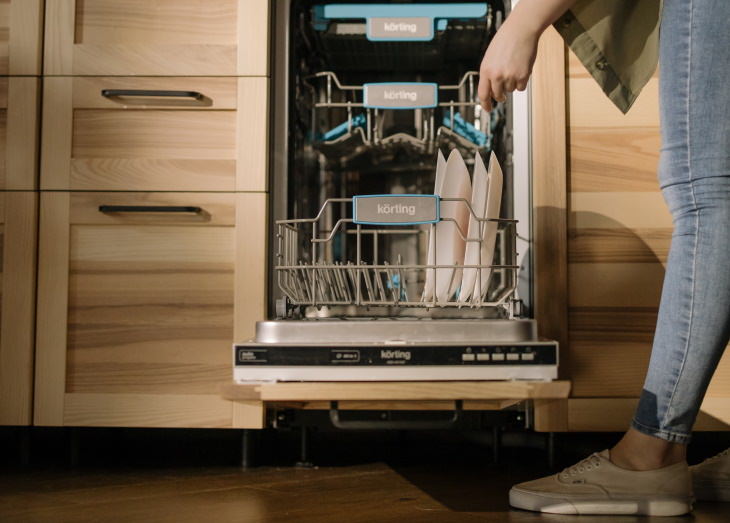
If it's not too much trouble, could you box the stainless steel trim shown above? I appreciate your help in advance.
[253,319,537,344]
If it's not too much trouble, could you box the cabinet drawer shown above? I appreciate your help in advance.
[44,0,269,76]
[41,77,268,192]
[0,192,38,425]
[0,0,43,74]
[0,77,40,190]
[35,192,267,426]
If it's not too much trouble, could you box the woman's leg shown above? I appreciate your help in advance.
[622,0,730,458]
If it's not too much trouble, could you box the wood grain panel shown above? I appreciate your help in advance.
[569,340,651,398]
[568,337,730,398]
[568,398,730,432]
[531,28,568,369]
[41,77,268,192]
[34,193,71,426]
[221,381,572,402]
[570,306,658,343]
[63,393,234,428]
[568,78,659,128]
[0,78,5,190]
[2,0,44,74]
[36,192,267,425]
[72,111,236,159]
[5,77,40,190]
[44,0,269,76]
[569,228,671,264]
[66,203,235,394]
[0,193,38,425]
[569,262,665,308]
[570,192,672,230]
[569,127,660,193]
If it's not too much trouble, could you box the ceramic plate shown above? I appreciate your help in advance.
[473,151,503,301]
[458,152,489,302]
[434,149,471,303]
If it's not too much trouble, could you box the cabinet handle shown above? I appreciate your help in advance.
[101,89,204,100]
[99,205,202,214]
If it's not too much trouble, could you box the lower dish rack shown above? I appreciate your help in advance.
[276,195,519,319]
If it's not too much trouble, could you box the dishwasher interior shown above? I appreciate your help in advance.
[233,0,558,383]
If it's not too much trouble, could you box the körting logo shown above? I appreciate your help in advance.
[382,22,418,33]
[384,90,418,102]
[381,349,412,361]
[377,203,416,216]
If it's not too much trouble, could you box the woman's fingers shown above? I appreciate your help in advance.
[491,78,506,103]
[503,79,516,94]
[478,76,493,112]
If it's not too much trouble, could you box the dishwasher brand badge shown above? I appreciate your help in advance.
[363,82,438,109]
[380,349,412,364]
[353,195,439,225]
[367,17,433,41]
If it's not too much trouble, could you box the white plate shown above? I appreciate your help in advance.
[473,151,503,301]
[422,149,446,302]
[434,149,471,303]
[458,152,489,302]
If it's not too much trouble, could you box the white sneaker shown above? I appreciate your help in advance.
[509,450,693,516]
[691,448,730,502]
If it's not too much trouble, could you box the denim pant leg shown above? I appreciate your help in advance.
[631,0,730,444]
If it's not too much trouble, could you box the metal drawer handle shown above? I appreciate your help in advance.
[101,89,204,100]
[99,205,203,214]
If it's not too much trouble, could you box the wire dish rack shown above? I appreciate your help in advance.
[304,71,503,160]
[275,195,520,319]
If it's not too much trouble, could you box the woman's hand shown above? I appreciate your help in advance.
[478,17,540,111]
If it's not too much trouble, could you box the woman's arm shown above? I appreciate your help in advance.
[478,0,577,111]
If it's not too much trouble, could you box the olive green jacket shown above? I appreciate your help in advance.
[553,0,661,113]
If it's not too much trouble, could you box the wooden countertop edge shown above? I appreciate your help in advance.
[219,380,571,402]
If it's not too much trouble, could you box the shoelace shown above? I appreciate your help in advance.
[559,454,602,479]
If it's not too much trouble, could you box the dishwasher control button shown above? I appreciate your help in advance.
[506,353,520,361]
[521,353,535,361]
[491,353,506,361]
[462,353,476,362]
[476,353,490,361]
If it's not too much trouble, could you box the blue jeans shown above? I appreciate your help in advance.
[632,0,730,444]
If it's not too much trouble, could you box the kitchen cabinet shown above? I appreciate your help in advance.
[34,191,266,427]
[44,0,270,76]
[0,77,41,190]
[0,0,44,75]
[0,192,38,425]
[41,76,268,192]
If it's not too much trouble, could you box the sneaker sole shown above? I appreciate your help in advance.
[693,479,730,502]
[509,488,693,516]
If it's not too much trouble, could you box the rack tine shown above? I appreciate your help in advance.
[384,262,398,304]
[397,255,409,302]
[335,263,349,302]
[375,268,387,303]
[362,263,375,303]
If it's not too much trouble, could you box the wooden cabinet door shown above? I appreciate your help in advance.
[41,76,268,192]
[0,192,38,425]
[34,192,267,427]
[44,0,269,76]
[0,77,40,190]
[0,0,43,75]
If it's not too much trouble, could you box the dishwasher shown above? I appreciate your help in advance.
[233,0,558,383]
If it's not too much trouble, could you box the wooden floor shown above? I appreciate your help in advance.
[1,429,729,522]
